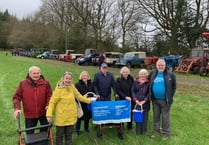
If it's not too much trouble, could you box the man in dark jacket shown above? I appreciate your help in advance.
[149,59,176,140]
[13,66,52,134]
[93,63,116,101]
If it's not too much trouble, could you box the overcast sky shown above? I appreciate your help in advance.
[0,0,41,19]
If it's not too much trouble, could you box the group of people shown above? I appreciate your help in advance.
[12,58,176,145]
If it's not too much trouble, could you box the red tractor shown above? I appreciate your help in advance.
[176,32,209,76]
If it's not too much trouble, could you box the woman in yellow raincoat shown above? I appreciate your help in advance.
[46,72,93,145]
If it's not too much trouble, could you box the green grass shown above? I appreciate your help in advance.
[0,51,209,145]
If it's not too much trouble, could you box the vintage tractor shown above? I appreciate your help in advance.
[175,32,209,76]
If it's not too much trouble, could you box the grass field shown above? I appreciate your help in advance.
[0,51,209,145]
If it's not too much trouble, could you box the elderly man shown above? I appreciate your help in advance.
[149,59,176,140]
[93,62,116,101]
[13,66,52,134]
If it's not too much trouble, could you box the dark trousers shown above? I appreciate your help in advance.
[56,125,73,145]
[75,118,89,133]
[25,115,48,134]
[127,111,133,129]
[152,99,171,136]
[135,111,149,134]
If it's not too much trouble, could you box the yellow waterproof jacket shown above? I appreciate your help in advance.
[46,83,91,126]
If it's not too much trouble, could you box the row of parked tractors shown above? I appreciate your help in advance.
[147,32,209,76]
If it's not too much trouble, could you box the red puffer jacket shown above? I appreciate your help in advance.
[13,75,52,119]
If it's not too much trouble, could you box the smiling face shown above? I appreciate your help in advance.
[81,72,89,83]
[63,73,72,86]
[29,67,41,81]
[156,59,166,72]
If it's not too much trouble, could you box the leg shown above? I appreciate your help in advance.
[161,102,171,137]
[25,118,38,134]
[135,123,142,135]
[65,125,73,145]
[141,111,149,134]
[152,100,161,134]
[75,119,81,135]
[38,115,49,132]
[118,123,124,139]
[84,119,89,132]
[127,112,133,130]
[56,126,64,145]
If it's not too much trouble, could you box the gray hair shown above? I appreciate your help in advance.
[138,69,149,76]
[28,66,41,74]
[156,58,166,66]
[120,66,130,74]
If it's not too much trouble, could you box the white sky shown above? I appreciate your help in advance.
[0,0,41,19]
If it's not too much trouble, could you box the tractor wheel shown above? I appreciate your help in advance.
[199,67,208,76]
[193,66,200,74]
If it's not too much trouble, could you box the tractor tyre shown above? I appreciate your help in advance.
[199,67,208,76]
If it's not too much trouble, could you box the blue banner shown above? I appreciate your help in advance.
[92,100,131,124]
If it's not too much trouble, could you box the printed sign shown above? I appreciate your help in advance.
[92,100,131,124]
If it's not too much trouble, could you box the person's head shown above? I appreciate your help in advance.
[138,69,149,83]
[100,63,108,74]
[79,71,90,83]
[156,58,166,72]
[61,72,73,86]
[28,66,41,81]
[120,66,130,79]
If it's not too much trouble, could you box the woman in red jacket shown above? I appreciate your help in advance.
[13,66,53,134]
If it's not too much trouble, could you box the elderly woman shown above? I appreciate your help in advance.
[132,69,150,135]
[75,71,95,136]
[116,66,134,130]
[46,72,92,145]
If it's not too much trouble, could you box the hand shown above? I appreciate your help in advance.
[47,117,52,123]
[14,110,21,119]
[45,106,48,110]
[115,94,119,100]
[94,94,100,99]
[83,94,88,98]
[125,96,131,101]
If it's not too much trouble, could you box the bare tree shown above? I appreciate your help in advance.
[87,0,113,50]
[117,0,142,51]
[134,0,209,54]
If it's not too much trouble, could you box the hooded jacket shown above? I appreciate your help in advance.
[13,75,52,119]
[46,83,91,126]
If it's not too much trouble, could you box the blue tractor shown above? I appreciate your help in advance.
[163,55,181,71]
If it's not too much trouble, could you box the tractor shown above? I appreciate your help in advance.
[175,32,209,76]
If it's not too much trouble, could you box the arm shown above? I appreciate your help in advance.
[13,82,23,119]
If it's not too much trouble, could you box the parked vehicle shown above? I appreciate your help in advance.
[104,52,123,66]
[115,51,146,68]
[36,51,50,59]
[144,56,159,69]
[85,48,97,55]
[77,53,100,65]
[163,55,181,71]
[59,50,73,62]
[175,32,209,76]
[176,47,209,76]
[48,49,60,59]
